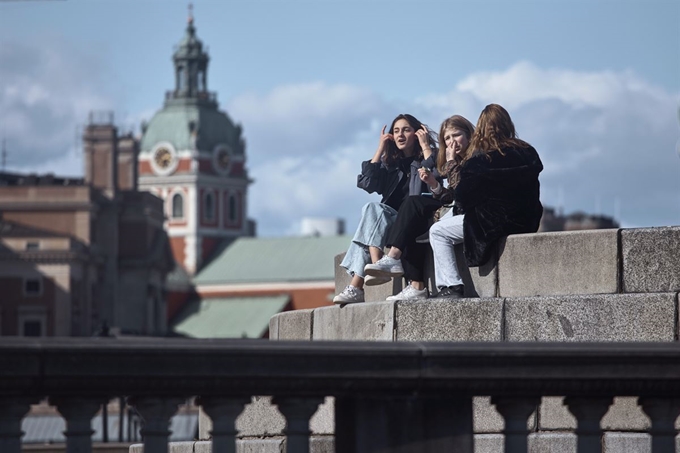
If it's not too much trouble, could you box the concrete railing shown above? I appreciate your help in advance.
[3,337,680,453]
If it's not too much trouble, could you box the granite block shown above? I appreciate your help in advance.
[528,433,576,453]
[236,396,285,437]
[238,438,285,453]
[313,302,394,340]
[395,299,502,341]
[504,293,676,341]
[603,432,650,453]
[456,243,498,298]
[473,396,505,433]
[309,397,334,435]
[312,306,342,340]
[539,396,658,434]
[538,397,576,430]
[269,309,313,340]
[497,229,619,297]
[622,226,680,293]
[474,434,503,453]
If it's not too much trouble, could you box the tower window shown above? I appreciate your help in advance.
[172,193,184,219]
[229,194,238,223]
[204,192,215,222]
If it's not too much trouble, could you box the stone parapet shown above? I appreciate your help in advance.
[271,293,679,343]
[331,226,680,299]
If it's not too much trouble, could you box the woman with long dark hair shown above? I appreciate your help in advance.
[363,115,475,300]
[333,114,438,304]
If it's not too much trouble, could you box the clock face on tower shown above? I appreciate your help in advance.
[212,145,233,175]
[150,142,179,175]
[155,148,173,168]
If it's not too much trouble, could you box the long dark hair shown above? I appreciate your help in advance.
[465,104,530,163]
[383,114,437,166]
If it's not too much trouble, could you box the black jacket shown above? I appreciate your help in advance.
[357,153,438,210]
[455,145,543,266]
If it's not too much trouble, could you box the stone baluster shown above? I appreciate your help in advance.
[639,397,680,453]
[273,396,323,453]
[52,397,103,453]
[198,396,250,453]
[0,397,34,453]
[129,397,183,453]
[492,396,540,453]
[564,396,613,453]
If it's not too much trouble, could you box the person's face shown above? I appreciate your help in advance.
[392,119,417,152]
[443,127,469,157]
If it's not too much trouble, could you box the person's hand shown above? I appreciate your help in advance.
[372,125,393,162]
[415,125,431,152]
[418,167,437,187]
[446,145,456,162]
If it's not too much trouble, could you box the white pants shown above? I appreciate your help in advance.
[429,210,465,288]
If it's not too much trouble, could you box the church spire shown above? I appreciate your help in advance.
[171,5,210,101]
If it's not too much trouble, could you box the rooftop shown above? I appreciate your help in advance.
[193,235,352,286]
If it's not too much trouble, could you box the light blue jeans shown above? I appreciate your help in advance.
[429,210,465,288]
[340,202,398,278]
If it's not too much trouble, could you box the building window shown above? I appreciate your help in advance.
[24,278,42,297]
[229,194,237,223]
[26,241,40,251]
[204,192,215,222]
[172,193,184,219]
[23,320,42,337]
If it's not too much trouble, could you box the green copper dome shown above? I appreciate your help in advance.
[140,13,244,155]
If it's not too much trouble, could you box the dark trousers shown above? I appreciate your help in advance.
[387,195,443,282]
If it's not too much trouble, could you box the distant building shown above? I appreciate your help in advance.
[539,206,619,232]
[137,13,253,276]
[0,116,174,337]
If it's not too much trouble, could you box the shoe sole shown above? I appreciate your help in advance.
[364,266,404,278]
[333,298,364,305]
[386,294,428,301]
[364,276,391,287]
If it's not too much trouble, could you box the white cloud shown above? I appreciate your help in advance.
[233,62,680,235]
[0,39,114,172]
[3,43,678,234]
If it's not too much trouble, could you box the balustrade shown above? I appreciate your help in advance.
[2,338,680,453]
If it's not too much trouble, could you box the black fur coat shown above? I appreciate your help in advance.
[455,145,543,267]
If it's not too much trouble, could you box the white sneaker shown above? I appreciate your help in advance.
[364,256,404,278]
[386,284,428,301]
[364,274,391,286]
[333,285,365,304]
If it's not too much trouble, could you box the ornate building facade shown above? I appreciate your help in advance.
[138,13,252,275]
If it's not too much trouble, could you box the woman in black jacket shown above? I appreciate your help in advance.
[363,115,475,300]
[333,114,438,304]
[429,104,543,298]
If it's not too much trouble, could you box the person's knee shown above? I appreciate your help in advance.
[429,222,445,239]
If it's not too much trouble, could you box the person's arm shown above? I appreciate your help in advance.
[358,125,394,194]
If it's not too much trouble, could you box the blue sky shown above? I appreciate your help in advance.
[1,0,679,235]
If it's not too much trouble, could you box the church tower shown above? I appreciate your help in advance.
[138,8,252,275]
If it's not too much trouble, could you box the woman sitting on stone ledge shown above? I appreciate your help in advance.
[364,104,543,299]
[363,115,475,300]
[333,114,438,304]
[433,103,543,297]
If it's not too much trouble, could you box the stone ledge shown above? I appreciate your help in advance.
[498,229,619,297]
[504,293,677,342]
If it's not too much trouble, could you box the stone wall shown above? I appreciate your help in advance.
[197,227,680,452]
